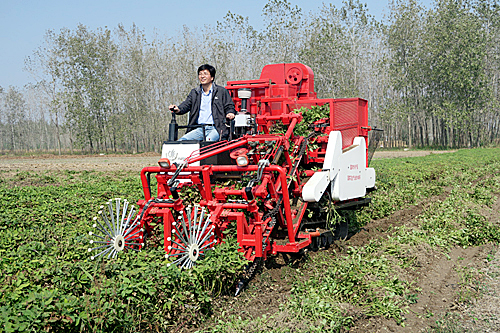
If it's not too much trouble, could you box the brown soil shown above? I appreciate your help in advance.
[201,186,496,332]
[0,152,160,173]
[0,149,454,173]
[2,151,498,333]
[373,149,457,160]
[193,194,499,333]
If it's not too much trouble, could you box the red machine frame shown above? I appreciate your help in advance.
[126,63,374,264]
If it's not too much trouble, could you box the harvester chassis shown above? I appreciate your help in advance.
[87,62,377,275]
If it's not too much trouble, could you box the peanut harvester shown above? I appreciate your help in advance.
[88,63,377,272]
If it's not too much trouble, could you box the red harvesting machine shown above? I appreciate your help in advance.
[88,63,377,270]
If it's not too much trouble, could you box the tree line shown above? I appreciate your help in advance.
[1,0,499,154]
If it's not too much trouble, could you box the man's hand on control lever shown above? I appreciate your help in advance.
[226,113,235,120]
[169,105,179,113]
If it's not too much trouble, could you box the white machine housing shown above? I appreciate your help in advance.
[161,142,200,165]
[302,131,375,202]
[234,113,251,127]
[161,142,201,182]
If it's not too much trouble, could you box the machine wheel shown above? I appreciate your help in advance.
[88,198,143,259]
[166,205,216,269]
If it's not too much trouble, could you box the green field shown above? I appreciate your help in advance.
[1,148,499,332]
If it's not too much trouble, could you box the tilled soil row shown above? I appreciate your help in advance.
[350,195,500,333]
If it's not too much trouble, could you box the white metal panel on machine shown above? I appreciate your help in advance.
[332,137,367,201]
[303,132,376,203]
[302,131,342,202]
[323,131,342,179]
[161,143,200,166]
[302,171,330,202]
[161,143,201,183]
[365,167,376,189]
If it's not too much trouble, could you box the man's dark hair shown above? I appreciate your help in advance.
[198,64,216,78]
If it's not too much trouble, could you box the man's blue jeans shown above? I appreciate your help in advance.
[179,125,220,141]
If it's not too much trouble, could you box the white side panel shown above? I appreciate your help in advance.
[161,143,200,166]
[234,114,251,127]
[302,131,343,202]
[161,143,200,183]
[322,131,342,180]
[366,167,376,189]
[332,137,367,201]
[302,171,330,202]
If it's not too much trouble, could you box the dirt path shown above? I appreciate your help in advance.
[0,153,161,173]
[347,189,500,333]
[0,149,455,173]
[372,149,456,159]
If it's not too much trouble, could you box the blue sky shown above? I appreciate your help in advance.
[0,0,433,89]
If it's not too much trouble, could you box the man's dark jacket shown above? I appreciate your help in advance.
[177,83,235,140]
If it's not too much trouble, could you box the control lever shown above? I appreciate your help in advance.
[168,107,178,141]
[226,117,235,141]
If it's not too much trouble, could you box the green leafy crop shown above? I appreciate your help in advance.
[0,170,247,332]
[1,147,500,332]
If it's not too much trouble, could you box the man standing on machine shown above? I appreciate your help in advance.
[169,64,236,141]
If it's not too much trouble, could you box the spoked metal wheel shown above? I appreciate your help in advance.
[88,198,143,260]
[166,205,216,269]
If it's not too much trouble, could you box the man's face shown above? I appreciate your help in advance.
[198,70,214,85]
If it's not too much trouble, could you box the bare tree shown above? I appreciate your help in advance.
[2,87,26,151]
